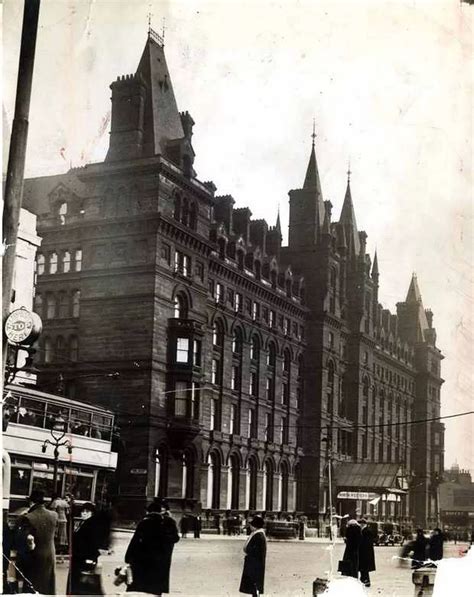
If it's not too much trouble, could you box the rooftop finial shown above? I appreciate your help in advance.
[162,17,166,43]
[347,159,351,183]
[311,118,316,148]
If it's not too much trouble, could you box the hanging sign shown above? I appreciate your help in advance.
[4,308,42,345]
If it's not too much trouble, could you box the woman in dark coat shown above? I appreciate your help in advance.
[411,529,428,569]
[125,498,180,595]
[340,519,361,578]
[358,519,376,587]
[239,515,267,596]
[68,502,109,595]
[428,528,444,561]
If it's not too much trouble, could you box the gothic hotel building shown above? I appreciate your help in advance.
[24,30,444,526]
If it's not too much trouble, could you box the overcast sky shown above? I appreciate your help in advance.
[3,0,473,472]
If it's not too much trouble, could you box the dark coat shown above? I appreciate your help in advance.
[15,504,58,595]
[342,524,361,578]
[429,533,444,561]
[125,512,180,594]
[239,529,267,595]
[412,534,428,568]
[359,526,376,572]
[69,514,106,595]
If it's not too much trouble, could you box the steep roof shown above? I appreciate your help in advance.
[405,273,423,303]
[339,178,360,256]
[405,274,430,341]
[136,33,184,156]
[302,142,326,236]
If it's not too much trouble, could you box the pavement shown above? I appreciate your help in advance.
[54,534,470,596]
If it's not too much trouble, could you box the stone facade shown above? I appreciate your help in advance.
[24,31,444,526]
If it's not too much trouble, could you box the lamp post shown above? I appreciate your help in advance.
[41,415,72,495]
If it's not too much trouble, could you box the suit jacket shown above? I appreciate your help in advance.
[16,504,58,595]
[239,529,267,594]
[359,526,376,572]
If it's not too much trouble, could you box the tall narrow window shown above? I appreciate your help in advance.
[250,336,259,361]
[69,336,79,362]
[250,371,258,397]
[58,292,69,318]
[37,254,45,275]
[248,408,255,438]
[174,381,188,416]
[193,340,201,367]
[49,252,58,274]
[211,359,221,385]
[34,293,43,316]
[234,293,242,313]
[62,251,71,273]
[176,338,190,363]
[74,249,82,272]
[44,337,53,363]
[174,294,188,319]
[58,202,67,224]
[72,290,80,317]
[249,458,258,510]
[210,399,216,431]
[46,294,56,319]
[231,365,241,392]
[230,404,237,435]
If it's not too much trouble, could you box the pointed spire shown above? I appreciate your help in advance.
[371,250,379,279]
[339,168,360,256]
[303,122,323,194]
[276,205,281,235]
[405,273,423,303]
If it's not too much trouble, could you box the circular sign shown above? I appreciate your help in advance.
[4,308,42,345]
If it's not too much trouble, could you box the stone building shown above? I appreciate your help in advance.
[23,30,444,526]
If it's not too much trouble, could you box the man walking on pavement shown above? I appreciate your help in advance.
[358,518,376,587]
[15,489,58,594]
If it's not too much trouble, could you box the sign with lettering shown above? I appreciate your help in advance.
[130,468,147,475]
[337,491,379,500]
[4,308,42,345]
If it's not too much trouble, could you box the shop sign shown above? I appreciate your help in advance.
[130,468,147,475]
[337,491,378,500]
[4,308,42,345]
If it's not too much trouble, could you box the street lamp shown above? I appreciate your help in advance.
[41,415,73,496]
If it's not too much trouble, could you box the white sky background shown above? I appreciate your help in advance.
[3,0,473,472]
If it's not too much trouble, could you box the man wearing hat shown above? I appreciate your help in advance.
[358,518,376,587]
[239,515,267,596]
[125,497,180,595]
[15,489,58,594]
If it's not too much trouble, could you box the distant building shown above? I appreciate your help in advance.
[439,463,474,536]
[23,30,444,526]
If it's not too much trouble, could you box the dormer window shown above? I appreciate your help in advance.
[58,202,67,225]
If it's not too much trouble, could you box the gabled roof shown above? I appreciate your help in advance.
[136,34,184,155]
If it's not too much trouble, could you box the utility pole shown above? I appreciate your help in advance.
[2,0,41,375]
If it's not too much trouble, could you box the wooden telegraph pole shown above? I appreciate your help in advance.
[2,0,41,375]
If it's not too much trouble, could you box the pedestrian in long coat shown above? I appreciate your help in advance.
[428,528,444,561]
[411,529,428,569]
[15,489,58,595]
[125,498,180,595]
[340,519,361,578]
[239,515,267,597]
[49,493,70,554]
[358,519,376,587]
[68,502,109,595]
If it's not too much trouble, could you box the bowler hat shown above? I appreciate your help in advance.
[29,489,45,504]
[250,515,265,529]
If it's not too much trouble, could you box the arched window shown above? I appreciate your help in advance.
[55,336,65,354]
[250,336,260,361]
[174,294,188,319]
[174,195,181,220]
[264,460,274,511]
[183,451,194,499]
[49,252,58,274]
[232,328,243,354]
[58,292,69,318]
[189,203,198,230]
[37,254,45,275]
[281,461,289,512]
[218,238,226,260]
[72,290,80,318]
[34,293,43,316]
[267,342,276,368]
[248,457,258,510]
[208,452,221,510]
[46,294,56,319]
[44,337,53,363]
[213,320,224,348]
[295,463,303,511]
[230,454,240,510]
[62,251,71,273]
[58,202,67,225]
[181,198,189,226]
[237,250,244,270]
[69,336,79,362]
